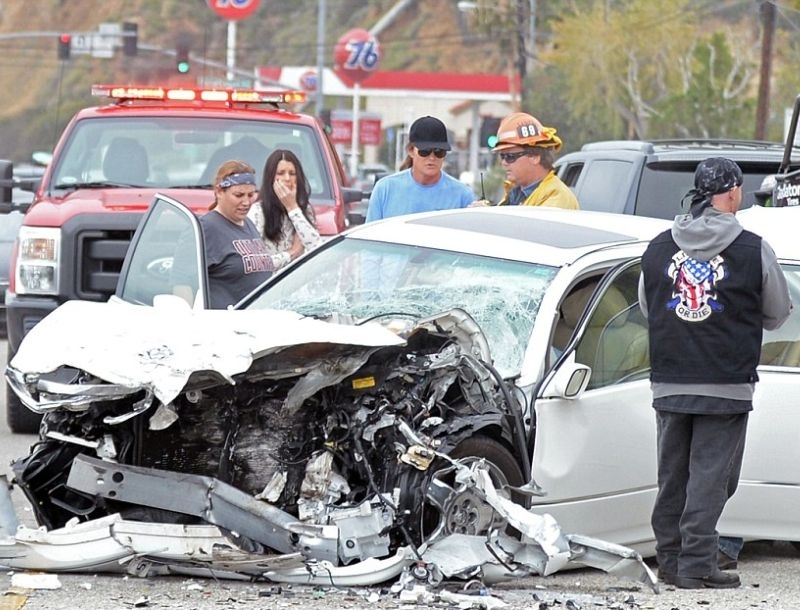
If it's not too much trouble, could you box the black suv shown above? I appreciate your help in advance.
[554,139,792,218]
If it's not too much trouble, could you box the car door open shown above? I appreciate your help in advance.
[115,194,208,308]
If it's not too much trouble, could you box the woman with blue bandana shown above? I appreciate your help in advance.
[174,160,275,309]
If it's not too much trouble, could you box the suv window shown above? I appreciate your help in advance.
[635,163,696,219]
[50,117,332,197]
[636,162,776,219]
[558,162,583,189]
[574,159,634,214]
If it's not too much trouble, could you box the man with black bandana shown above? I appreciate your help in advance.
[638,157,792,589]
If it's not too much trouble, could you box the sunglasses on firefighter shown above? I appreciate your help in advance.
[498,150,534,164]
[416,148,447,159]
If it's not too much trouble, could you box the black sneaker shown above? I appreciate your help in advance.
[674,568,741,589]
[657,569,677,585]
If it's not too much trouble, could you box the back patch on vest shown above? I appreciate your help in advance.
[666,250,726,322]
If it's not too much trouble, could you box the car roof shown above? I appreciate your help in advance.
[737,205,800,261]
[344,207,671,266]
[565,139,790,165]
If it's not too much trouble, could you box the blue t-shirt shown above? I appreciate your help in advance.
[365,169,475,222]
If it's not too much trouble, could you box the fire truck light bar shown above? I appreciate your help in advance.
[91,85,307,105]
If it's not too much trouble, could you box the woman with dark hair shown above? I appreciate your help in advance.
[249,149,321,270]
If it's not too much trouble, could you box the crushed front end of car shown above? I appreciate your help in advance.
[0,300,657,591]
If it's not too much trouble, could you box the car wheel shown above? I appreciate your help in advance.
[6,343,42,434]
[425,436,525,538]
[792,541,800,554]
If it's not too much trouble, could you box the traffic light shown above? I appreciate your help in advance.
[123,22,138,57]
[479,117,502,148]
[57,33,71,60]
[176,39,190,74]
[319,109,332,134]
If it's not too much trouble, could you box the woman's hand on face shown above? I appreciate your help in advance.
[273,180,298,211]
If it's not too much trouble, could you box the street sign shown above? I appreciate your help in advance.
[199,76,254,88]
[67,24,119,58]
[69,33,92,55]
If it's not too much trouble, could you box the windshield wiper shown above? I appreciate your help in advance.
[53,181,142,190]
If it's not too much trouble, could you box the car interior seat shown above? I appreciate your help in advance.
[577,285,649,388]
[553,281,598,355]
[199,136,270,186]
[272,142,303,159]
[103,137,149,185]
[556,281,649,388]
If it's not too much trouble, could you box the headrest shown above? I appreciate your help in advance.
[560,284,596,328]
[591,285,630,329]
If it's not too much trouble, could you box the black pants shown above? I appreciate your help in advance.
[651,410,748,578]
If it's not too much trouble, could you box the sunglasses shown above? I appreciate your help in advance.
[498,150,532,164]
[417,148,447,159]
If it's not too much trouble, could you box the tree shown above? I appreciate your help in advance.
[652,32,756,139]
[543,0,758,140]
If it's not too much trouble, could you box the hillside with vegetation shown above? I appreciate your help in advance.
[1,0,800,164]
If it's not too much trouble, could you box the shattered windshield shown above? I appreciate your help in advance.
[248,238,558,377]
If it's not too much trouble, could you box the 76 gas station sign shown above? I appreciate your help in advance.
[206,0,260,20]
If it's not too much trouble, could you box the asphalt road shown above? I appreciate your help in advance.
[0,339,798,609]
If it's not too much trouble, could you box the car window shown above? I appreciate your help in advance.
[566,260,800,386]
[117,195,205,307]
[573,263,649,389]
[636,162,776,219]
[573,159,633,214]
[556,161,583,189]
[247,238,559,377]
[760,263,800,367]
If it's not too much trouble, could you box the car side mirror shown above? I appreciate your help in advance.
[542,352,591,399]
[342,187,363,204]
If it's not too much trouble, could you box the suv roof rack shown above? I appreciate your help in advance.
[580,141,655,153]
[581,138,785,154]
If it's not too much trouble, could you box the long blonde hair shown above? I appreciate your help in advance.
[209,159,256,210]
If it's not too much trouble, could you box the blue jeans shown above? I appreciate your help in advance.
[719,535,744,560]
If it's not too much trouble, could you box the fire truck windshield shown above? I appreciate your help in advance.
[48,116,332,197]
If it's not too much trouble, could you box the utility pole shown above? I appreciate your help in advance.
[315,0,326,116]
[755,1,775,140]
[515,0,526,84]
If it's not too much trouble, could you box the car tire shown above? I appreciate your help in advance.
[429,435,526,538]
[449,436,525,488]
[6,343,42,434]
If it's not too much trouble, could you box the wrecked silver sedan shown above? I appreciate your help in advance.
[1,197,702,590]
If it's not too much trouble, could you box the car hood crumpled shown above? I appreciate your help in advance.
[9,298,405,408]
[2,298,660,596]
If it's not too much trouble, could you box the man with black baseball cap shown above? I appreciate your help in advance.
[639,157,792,590]
[366,115,475,221]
